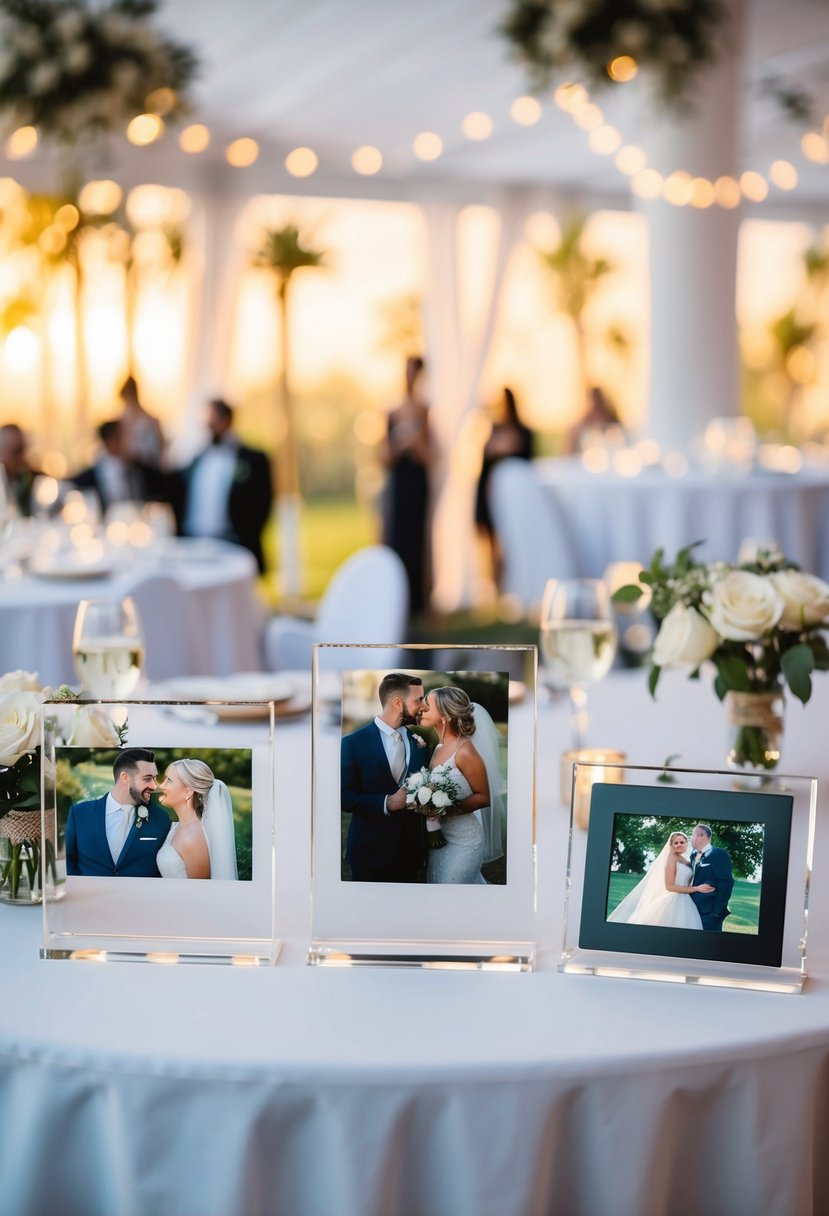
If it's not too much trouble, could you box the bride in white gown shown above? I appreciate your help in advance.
[417,687,506,885]
[156,758,238,880]
[607,831,713,929]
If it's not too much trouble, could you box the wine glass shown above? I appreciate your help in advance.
[539,578,618,749]
[72,597,145,698]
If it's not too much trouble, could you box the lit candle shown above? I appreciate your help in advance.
[560,748,627,829]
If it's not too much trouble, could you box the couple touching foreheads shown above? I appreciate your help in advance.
[65,748,238,880]
[341,672,506,884]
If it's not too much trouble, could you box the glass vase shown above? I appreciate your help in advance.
[0,809,53,905]
[726,687,784,776]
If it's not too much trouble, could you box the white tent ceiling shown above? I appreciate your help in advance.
[134,0,829,212]
[10,0,829,213]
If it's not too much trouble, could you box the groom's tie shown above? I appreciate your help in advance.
[115,805,134,860]
[389,730,405,783]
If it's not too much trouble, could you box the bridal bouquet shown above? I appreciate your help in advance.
[613,543,829,770]
[404,763,463,850]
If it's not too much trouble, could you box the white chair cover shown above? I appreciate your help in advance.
[489,459,578,615]
[263,544,409,670]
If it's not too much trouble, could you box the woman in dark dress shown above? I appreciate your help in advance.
[475,386,534,586]
[381,355,432,616]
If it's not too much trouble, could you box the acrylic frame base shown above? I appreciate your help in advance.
[311,643,538,971]
[558,762,815,995]
[307,940,534,971]
[41,935,281,967]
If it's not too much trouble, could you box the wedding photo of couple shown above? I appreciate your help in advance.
[606,815,762,934]
[340,669,509,885]
[61,747,252,881]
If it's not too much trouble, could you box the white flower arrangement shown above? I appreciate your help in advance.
[404,763,463,849]
[0,0,198,144]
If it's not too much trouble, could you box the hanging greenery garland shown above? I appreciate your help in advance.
[0,0,198,143]
[500,0,730,110]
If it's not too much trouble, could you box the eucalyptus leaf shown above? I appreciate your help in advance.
[712,653,752,693]
[648,665,661,698]
[611,584,643,604]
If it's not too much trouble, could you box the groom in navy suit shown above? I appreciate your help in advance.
[65,748,172,877]
[689,823,734,930]
[342,672,429,882]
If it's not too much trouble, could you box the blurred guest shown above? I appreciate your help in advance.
[118,375,165,468]
[381,355,432,616]
[181,398,272,573]
[0,422,39,515]
[565,385,623,455]
[72,419,172,512]
[475,387,535,585]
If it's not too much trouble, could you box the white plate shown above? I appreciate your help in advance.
[29,560,114,580]
[151,673,296,710]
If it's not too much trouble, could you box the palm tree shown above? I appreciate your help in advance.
[252,224,326,602]
[537,214,615,410]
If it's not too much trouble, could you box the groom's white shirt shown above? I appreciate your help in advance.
[375,717,410,817]
[105,792,135,863]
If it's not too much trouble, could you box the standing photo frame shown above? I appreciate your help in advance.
[40,698,278,965]
[559,762,816,992]
[309,643,537,968]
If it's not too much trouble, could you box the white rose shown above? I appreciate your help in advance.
[705,571,784,641]
[0,670,41,695]
[0,691,41,765]
[770,570,829,631]
[651,602,718,669]
[417,786,432,806]
[407,771,424,789]
[67,706,120,747]
[431,789,451,809]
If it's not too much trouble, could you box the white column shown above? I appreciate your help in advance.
[637,0,745,453]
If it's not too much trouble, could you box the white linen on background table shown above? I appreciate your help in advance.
[1,670,829,1215]
[0,540,264,682]
[534,457,829,579]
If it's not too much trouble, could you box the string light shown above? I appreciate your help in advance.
[285,147,318,177]
[510,96,542,125]
[413,131,443,161]
[226,137,259,167]
[179,123,210,153]
[127,114,164,145]
[607,55,638,83]
[5,126,37,158]
[801,132,829,164]
[462,111,493,140]
[351,145,383,175]
[769,160,798,190]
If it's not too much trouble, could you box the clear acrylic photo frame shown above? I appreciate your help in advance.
[40,698,279,965]
[309,643,537,969]
[559,762,816,993]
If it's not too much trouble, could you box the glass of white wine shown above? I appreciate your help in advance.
[539,578,618,749]
[72,597,145,698]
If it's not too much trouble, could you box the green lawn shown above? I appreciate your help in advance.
[260,497,377,607]
[607,872,761,934]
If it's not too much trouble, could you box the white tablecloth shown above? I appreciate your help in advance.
[2,671,829,1216]
[535,457,829,578]
[0,539,264,682]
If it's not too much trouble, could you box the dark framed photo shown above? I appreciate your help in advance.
[579,783,792,968]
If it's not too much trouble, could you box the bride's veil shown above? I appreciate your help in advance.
[607,835,682,923]
[202,779,238,880]
[471,702,506,863]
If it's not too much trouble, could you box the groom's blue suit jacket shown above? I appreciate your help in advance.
[341,723,428,880]
[65,795,172,877]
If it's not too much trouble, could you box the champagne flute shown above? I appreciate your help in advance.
[539,578,618,749]
[72,597,145,698]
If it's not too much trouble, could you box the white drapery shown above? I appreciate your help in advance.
[421,193,529,613]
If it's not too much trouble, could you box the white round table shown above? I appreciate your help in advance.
[535,456,829,578]
[1,670,828,1215]
[0,538,265,682]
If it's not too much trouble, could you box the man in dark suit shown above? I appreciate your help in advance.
[65,748,171,877]
[689,822,734,930]
[72,419,170,513]
[181,398,273,572]
[341,672,430,882]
